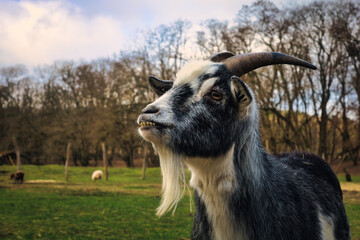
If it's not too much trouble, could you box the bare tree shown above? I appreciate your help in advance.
[330,0,360,165]
[144,20,191,80]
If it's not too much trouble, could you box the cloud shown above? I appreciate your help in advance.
[0,0,124,68]
[70,0,252,28]
[0,0,309,69]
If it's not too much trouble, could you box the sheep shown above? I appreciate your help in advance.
[137,52,350,240]
[10,171,24,183]
[92,170,103,181]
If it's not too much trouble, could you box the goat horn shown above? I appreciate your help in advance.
[210,51,235,62]
[221,52,317,77]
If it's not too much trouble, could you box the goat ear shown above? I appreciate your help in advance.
[148,76,173,96]
[230,76,252,107]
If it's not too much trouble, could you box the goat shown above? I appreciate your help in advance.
[91,170,103,181]
[10,171,24,183]
[137,52,350,240]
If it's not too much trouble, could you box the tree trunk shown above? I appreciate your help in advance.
[65,143,71,181]
[127,149,135,168]
[318,105,328,161]
[356,103,360,166]
[108,146,115,167]
[102,142,108,181]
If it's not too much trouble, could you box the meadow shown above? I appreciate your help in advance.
[0,165,359,239]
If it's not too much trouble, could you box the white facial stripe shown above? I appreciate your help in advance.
[196,77,219,100]
[174,61,220,90]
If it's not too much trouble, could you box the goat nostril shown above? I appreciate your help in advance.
[142,105,160,114]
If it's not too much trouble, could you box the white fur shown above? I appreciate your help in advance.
[185,145,247,240]
[318,209,335,240]
[153,145,188,216]
[91,170,103,181]
[174,61,219,90]
[153,142,247,239]
[232,97,264,194]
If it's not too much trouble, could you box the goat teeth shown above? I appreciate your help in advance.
[140,121,156,127]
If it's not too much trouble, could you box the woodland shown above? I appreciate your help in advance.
[0,0,359,167]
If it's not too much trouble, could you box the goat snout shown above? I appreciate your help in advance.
[137,101,174,131]
[142,104,160,114]
[138,104,161,126]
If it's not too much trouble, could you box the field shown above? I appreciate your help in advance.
[0,165,359,240]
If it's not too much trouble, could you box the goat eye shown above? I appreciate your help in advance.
[210,90,223,101]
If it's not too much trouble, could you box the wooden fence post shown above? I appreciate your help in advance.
[142,145,148,180]
[65,143,71,182]
[12,137,21,172]
[102,142,108,181]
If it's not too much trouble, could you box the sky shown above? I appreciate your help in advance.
[0,0,306,69]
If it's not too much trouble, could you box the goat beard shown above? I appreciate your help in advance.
[155,145,188,216]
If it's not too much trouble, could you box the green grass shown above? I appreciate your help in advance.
[0,165,360,239]
[338,174,360,183]
[0,164,163,184]
[0,188,193,240]
[0,165,193,240]
[346,203,360,239]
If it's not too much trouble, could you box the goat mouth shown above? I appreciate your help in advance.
[138,120,173,129]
